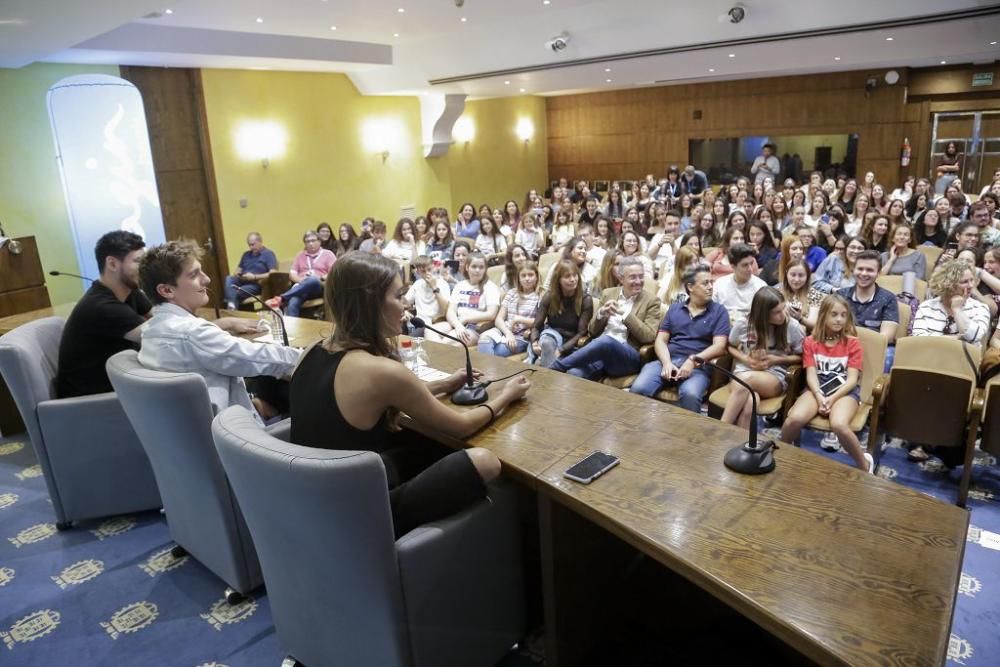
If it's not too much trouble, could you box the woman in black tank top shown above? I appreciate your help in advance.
[290,253,531,537]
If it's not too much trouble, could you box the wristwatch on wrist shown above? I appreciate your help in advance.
[691,354,705,365]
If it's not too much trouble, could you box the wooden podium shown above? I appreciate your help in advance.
[0,236,50,435]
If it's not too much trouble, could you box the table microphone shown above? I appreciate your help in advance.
[49,270,95,282]
[235,285,289,347]
[692,356,776,475]
[410,317,487,405]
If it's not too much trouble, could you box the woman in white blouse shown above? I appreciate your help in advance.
[382,217,425,264]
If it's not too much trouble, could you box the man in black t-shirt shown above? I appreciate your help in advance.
[56,231,151,398]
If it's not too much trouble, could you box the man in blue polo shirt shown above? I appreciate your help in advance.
[224,232,278,310]
[837,250,898,368]
[630,266,730,412]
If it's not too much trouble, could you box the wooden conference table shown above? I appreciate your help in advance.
[0,306,968,665]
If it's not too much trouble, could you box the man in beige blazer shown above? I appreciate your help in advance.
[551,257,660,380]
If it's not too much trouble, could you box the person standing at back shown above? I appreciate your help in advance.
[751,143,781,186]
[56,230,151,398]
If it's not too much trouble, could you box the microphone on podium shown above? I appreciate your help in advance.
[692,356,776,475]
[409,317,488,405]
[235,286,289,347]
[49,270,95,282]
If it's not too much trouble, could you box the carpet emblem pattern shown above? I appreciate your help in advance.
[52,559,105,589]
[8,522,56,547]
[1,609,61,649]
[90,515,137,540]
[201,596,259,632]
[140,546,189,577]
[101,601,159,640]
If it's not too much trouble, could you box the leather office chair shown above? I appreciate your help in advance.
[878,336,982,506]
[106,350,262,603]
[212,406,525,667]
[0,317,161,529]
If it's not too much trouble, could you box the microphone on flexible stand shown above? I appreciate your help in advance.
[692,357,776,475]
[235,285,289,347]
[410,317,487,405]
[49,270,95,282]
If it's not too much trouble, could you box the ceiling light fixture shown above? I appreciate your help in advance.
[604,68,611,72]
[519,88,526,92]
[885,36,893,41]
[165,8,173,14]
[504,80,510,85]
[393,32,400,37]
[708,68,715,72]
[543,0,551,4]
[834,56,841,61]
[398,7,405,13]
[728,53,735,58]
[606,79,612,83]
[992,41,998,45]
[330,25,337,30]
[940,60,947,64]
[256,17,263,23]
[461,17,467,22]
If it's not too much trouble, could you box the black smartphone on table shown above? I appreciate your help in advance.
[563,451,620,484]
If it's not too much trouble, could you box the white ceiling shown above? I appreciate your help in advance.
[2,0,998,97]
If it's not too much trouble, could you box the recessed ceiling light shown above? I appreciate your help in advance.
[604,67,611,72]
[504,80,510,85]
[885,37,893,41]
[398,7,405,13]
[165,8,173,14]
[256,17,263,23]
[543,0,551,4]
[940,60,947,64]
[393,32,400,37]
[992,41,998,45]
[728,53,735,58]
[834,56,841,61]
[460,17,467,22]
[606,79,612,83]
[708,68,715,72]
[330,25,337,30]
[519,88,526,93]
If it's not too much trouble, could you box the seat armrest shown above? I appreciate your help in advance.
[971,389,985,417]
[37,391,127,422]
[639,344,656,363]
[264,418,291,442]
[871,373,890,406]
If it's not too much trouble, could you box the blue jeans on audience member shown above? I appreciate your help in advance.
[884,345,895,373]
[551,334,641,380]
[477,336,528,357]
[281,276,323,317]
[630,356,712,413]
[527,328,564,364]
[224,275,261,306]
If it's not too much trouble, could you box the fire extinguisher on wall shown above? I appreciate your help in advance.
[900,137,911,167]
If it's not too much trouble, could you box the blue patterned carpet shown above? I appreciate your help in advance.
[1,426,997,666]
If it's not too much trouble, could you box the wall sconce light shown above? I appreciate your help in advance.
[515,118,534,143]
[363,118,405,165]
[380,149,390,163]
[453,116,475,143]
[235,121,287,168]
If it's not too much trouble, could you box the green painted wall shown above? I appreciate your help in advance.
[0,63,120,305]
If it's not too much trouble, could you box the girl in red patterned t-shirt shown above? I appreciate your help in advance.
[780,294,874,473]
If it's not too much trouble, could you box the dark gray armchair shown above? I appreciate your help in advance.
[106,350,262,603]
[212,405,525,667]
[0,317,160,528]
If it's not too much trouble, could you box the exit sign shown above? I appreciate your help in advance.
[972,72,994,87]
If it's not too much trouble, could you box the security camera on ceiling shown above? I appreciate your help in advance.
[455,0,465,7]
[546,33,570,53]
[727,3,746,24]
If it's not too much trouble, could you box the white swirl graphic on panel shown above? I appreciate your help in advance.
[103,103,160,238]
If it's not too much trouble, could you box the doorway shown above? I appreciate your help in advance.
[930,111,1000,196]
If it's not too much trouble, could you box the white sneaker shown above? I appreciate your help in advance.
[863,452,876,475]
[820,432,841,452]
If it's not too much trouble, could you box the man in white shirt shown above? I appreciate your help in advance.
[751,143,781,186]
[577,221,607,270]
[712,243,766,326]
[138,240,302,422]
